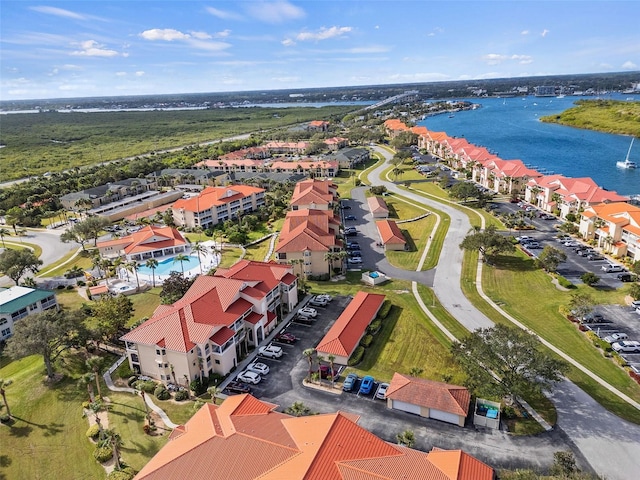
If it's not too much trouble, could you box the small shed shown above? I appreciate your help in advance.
[89,284,110,300]
[473,398,501,429]
[376,220,406,251]
[367,196,389,218]
[385,373,470,427]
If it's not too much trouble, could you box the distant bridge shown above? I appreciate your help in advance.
[364,91,419,110]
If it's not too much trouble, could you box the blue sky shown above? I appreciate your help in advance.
[2,1,639,100]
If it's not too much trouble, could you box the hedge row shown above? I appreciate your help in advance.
[377,300,392,320]
[348,346,365,366]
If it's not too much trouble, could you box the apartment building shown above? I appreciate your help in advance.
[580,202,640,261]
[0,286,59,340]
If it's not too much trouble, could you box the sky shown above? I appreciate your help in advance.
[1,0,639,101]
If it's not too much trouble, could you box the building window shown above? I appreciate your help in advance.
[1,328,10,337]
[156,348,166,356]
[215,359,220,365]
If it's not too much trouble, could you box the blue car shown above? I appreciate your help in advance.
[359,375,375,395]
[343,373,358,392]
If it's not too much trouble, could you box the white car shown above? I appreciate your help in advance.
[299,307,318,318]
[246,362,270,375]
[348,256,363,264]
[237,371,261,385]
[612,341,640,353]
[309,296,329,307]
[258,344,283,359]
[601,263,624,273]
[630,300,640,308]
[603,333,628,344]
[315,294,333,302]
[375,382,389,400]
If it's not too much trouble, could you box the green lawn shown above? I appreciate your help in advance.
[244,237,273,263]
[0,355,106,480]
[3,240,43,259]
[39,250,91,278]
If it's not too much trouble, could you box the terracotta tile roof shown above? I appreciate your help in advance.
[376,220,406,245]
[367,196,389,214]
[121,276,255,352]
[309,120,329,128]
[386,373,470,417]
[97,225,187,255]
[89,285,109,295]
[427,448,495,480]
[134,395,494,480]
[216,259,296,290]
[276,209,339,254]
[528,175,628,205]
[264,141,310,151]
[172,185,264,212]
[316,292,386,358]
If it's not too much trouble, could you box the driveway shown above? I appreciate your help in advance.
[367,147,640,479]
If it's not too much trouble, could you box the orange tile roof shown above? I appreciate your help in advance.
[376,220,406,245]
[316,292,386,357]
[121,275,254,352]
[276,209,339,254]
[134,394,494,480]
[216,259,297,287]
[270,160,338,171]
[97,225,186,255]
[309,120,329,127]
[367,196,389,214]
[386,373,470,417]
[172,185,264,212]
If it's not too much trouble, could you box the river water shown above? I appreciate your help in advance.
[418,94,639,196]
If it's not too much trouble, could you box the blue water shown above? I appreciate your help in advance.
[418,94,639,196]
[138,255,199,275]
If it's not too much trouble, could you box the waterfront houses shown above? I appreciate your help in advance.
[580,202,640,262]
[121,261,297,382]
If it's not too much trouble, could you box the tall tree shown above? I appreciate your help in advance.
[0,378,13,418]
[159,272,194,304]
[173,253,189,275]
[5,309,88,379]
[302,348,315,381]
[459,225,515,263]
[535,246,567,273]
[451,324,567,403]
[0,248,43,285]
[192,242,206,275]
[125,261,141,292]
[86,356,104,399]
[145,258,159,287]
[0,228,10,248]
[567,293,594,320]
[92,295,134,340]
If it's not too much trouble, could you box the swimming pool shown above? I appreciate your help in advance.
[138,255,200,276]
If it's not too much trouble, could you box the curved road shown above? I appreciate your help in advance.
[368,146,640,479]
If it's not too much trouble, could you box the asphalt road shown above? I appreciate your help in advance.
[366,147,640,479]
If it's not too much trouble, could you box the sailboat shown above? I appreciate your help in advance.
[616,138,637,169]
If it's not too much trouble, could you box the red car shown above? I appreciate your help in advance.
[274,332,297,344]
[319,364,340,380]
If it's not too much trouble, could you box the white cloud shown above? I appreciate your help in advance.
[296,26,352,42]
[213,30,232,38]
[521,30,530,35]
[140,29,191,41]
[482,53,532,65]
[622,61,637,70]
[271,76,300,83]
[281,38,296,47]
[191,31,212,40]
[541,29,549,37]
[205,6,242,21]
[427,27,444,37]
[135,71,145,77]
[389,72,450,82]
[245,1,305,24]
[116,72,127,76]
[30,6,87,20]
[71,40,119,57]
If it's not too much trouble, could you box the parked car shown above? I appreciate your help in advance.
[224,381,252,395]
[237,371,261,385]
[564,241,581,247]
[343,373,358,392]
[345,230,358,237]
[258,344,283,359]
[612,341,640,353]
[516,236,532,243]
[346,241,360,249]
[587,253,604,261]
[577,249,595,257]
[375,382,389,400]
[602,263,624,273]
[246,362,270,375]
[309,297,329,307]
[274,332,297,344]
[340,203,352,210]
[631,300,640,308]
[348,257,363,264]
[540,214,555,220]
[319,364,340,380]
[525,242,541,249]
[618,273,637,282]
[294,314,314,325]
[344,227,357,234]
[604,333,629,344]
[556,235,571,242]
[359,375,375,395]
[315,294,333,302]
[299,306,318,318]
[344,215,357,221]
[582,313,605,323]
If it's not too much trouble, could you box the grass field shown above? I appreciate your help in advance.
[39,250,92,278]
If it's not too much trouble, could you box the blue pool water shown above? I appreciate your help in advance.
[138,255,200,275]
[369,272,380,278]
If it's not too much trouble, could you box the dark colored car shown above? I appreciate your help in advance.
[618,273,637,282]
[225,381,252,395]
[319,364,339,380]
[274,332,297,344]
[340,204,352,210]
[344,215,357,221]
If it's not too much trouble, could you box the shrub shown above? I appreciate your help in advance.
[556,275,575,289]
[57,284,66,289]
[93,446,113,463]
[77,280,86,287]
[86,424,101,439]
[66,284,75,290]
[348,346,365,366]
[107,468,136,480]
[174,390,189,401]
[580,272,600,287]
[377,300,392,319]
[134,380,157,394]
[360,334,374,347]
[0,414,11,424]
[82,401,92,409]
[502,405,516,419]
[154,385,170,400]
[127,376,138,388]
[368,320,381,334]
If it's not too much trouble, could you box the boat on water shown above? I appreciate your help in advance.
[616,138,637,169]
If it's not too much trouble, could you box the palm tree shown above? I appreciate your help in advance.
[392,166,403,182]
[86,356,103,399]
[145,258,159,287]
[100,258,113,286]
[324,251,339,278]
[335,251,348,274]
[78,372,96,403]
[396,429,415,448]
[0,378,13,418]
[328,355,336,388]
[284,401,311,417]
[125,261,140,292]
[173,253,189,275]
[302,348,315,381]
[103,429,123,471]
[192,241,206,275]
[0,228,10,248]
[207,385,220,404]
